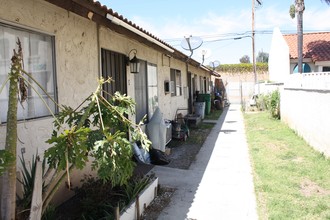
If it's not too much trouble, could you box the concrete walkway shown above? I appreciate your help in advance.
[151,104,258,220]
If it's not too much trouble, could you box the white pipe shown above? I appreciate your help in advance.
[106,14,174,53]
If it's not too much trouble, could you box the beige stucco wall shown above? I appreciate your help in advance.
[0,0,100,204]
[0,0,99,155]
[0,0,213,205]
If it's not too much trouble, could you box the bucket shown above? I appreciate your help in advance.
[194,102,205,119]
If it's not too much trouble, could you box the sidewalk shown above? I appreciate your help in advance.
[151,104,258,220]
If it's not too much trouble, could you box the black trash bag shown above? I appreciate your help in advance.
[149,148,170,165]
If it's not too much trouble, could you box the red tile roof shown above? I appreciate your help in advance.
[283,32,330,62]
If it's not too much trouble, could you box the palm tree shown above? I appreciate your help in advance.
[290,0,330,73]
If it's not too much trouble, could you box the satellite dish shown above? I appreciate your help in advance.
[181,36,203,58]
[209,60,220,70]
[200,48,212,59]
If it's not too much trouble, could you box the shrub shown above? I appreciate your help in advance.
[256,90,280,119]
[269,90,280,119]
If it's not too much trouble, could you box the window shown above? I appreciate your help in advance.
[293,63,311,73]
[170,69,182,96]
[0,23,56,123]
[134,62,158,122]
[200,76,204,93]
[147,64,158,120]
[101,49,127,100]
[323,67,330,72]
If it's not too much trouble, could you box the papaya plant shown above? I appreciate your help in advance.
[42,79,151,214]
[1,38,24,220]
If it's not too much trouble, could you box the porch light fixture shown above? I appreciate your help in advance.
[128,49,140,74]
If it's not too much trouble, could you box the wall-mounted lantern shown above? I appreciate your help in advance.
[127,49,140,74]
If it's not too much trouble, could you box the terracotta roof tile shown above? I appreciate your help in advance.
[283,32,330,62]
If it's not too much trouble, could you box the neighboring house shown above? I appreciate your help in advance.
[269,28,330,82]
[284,31,330,74]
[0,0,217,204]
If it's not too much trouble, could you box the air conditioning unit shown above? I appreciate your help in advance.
[164,80,175,94]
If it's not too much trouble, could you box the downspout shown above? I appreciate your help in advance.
[186,62,192,114]
[97,24,101,78]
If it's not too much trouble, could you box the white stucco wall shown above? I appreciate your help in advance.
[281,76,330,157]
[268,27,290,82]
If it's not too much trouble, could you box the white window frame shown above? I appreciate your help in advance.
[147,63,158,120]
[0,22,57,123]
[170,68,182,96]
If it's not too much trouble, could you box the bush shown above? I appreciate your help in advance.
[269,90,280,119]
[256,90,280,119]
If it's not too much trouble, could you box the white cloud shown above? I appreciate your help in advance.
[255,6,296,31]
[304,8,330,30]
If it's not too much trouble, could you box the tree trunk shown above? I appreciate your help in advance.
[295,0,305,74]
[1,45,22,220]
[297,10,303,73]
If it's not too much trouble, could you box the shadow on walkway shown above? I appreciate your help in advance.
[151,104,258,219]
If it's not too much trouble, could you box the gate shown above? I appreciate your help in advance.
[226,81,255,105]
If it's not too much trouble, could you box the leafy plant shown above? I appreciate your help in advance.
[121,175,154,204]
[256,90,280,119]
[214,63,268,74]
[269,90,280,119]
[63,175,154,219]
[43,78,152,213]
[16,153,49,219]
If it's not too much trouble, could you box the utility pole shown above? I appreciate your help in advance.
[252,0,257,86]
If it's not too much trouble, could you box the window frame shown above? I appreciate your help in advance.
[170,68,182,97]
[147,63,158,121]
[0,22,57,123]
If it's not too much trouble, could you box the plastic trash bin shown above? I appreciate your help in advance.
[194,102,205,119]
[197,94,211,115]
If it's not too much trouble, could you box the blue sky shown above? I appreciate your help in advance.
[99,0,330,64]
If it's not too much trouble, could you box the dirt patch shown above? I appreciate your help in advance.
[292,156,304,163]
[300,179,330,197]
[141,186,176,220]
[165,125,213,170]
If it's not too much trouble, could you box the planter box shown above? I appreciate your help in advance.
[120,177,158,220]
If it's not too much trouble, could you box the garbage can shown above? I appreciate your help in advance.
[194,102,205,119]
[197,94,211,115]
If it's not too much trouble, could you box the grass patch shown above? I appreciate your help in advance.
[204,109,222,120]
[244,112,330,220]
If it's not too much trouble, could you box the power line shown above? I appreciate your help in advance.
[163,29,330,44]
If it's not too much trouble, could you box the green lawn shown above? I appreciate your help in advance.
[244,112,330,220]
